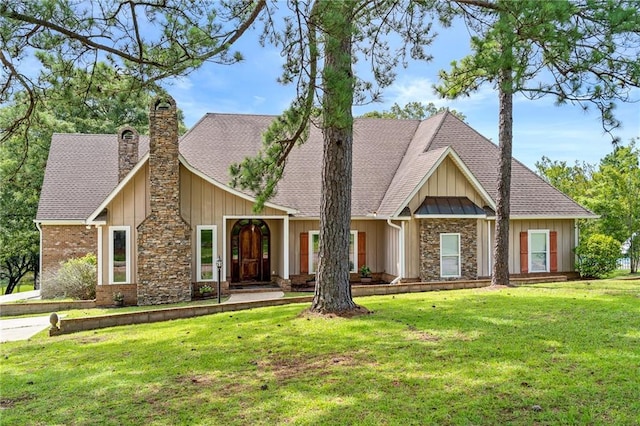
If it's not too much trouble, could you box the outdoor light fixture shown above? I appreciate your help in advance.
[216,256,222,304]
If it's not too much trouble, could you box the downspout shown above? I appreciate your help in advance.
[387,219,404,284]
[35,221,42,290]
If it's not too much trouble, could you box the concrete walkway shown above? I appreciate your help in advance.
[0,289,40,303]
[0,315,54,343]
[226,291,284,303]
[0,290,284,342]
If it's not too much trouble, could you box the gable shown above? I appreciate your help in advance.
[38,110,595,223]
[37,133,149,221]
[427,113,596,218]
[406,155,491,216]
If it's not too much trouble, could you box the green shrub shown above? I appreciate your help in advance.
[41,253,97,300]
[575,234,621,278]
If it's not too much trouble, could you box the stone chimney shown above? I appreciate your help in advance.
[137,96,192,305]
[118,126,139,181]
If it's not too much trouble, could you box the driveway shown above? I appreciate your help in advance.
[0,316,53,343]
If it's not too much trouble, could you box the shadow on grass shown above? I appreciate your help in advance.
[2,285,640,424]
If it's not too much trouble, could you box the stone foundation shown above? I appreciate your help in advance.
[420,218,477,281]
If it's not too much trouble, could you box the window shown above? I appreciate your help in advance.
[440,233,461,278]
[197,225,218,281]
[309,230,358,273]
[529,230,549,272]
[109,226,130,284]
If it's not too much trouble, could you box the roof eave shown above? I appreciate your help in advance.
[494,214,600,220]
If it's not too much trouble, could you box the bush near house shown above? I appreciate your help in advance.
[575,233,621,278]
[41,253,97,300]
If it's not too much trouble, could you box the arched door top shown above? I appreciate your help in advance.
[231,219,271,283]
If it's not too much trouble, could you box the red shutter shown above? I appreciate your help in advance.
[358,232,366,269]
[300,232,309,274]
[550,231,558,272]
[520,231,528,274]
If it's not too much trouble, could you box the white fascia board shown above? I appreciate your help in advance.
[34,220,87,225]
[179,155,298,215]
[391,147,496,218]
[391,148,449,218]
[446,149,496,211]
[499,214,600,220]
[86,153,150,224]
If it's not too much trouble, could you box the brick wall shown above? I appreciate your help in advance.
[419,218,477,281]
[96,284,137,307]
[137,96,192,305]
[41,225,98,277]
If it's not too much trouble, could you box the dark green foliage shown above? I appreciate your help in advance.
[0,0,265,142]
[0,64,174,293]
[437,0,640,284]
[360,101,467,121]
[575,233,621,278]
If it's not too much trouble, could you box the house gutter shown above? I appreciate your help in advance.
[35,221,43,290]
[386,219,405,284]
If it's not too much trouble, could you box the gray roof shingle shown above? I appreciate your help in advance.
[37,111,595,221]
[37,134,149,221]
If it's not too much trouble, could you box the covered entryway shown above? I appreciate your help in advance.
[230,219,271,283]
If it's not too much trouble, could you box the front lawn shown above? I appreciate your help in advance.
[2,280,639,425]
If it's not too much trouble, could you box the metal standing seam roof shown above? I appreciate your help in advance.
[36,111,596,222]
[414,196,487,217]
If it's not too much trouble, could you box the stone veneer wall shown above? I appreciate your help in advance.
[118,126,139,181]
[419,218,477,281]
[137,97,192,305]
[41,225,97,278]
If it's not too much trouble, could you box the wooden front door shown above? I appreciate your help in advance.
[240,225,262,281]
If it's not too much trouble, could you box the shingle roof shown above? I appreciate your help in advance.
[179,114,419,217]
[426,112,596,217]
[37,111,595,221]
[36,134,149,221]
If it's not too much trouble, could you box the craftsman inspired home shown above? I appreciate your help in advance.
[36,96,596,305]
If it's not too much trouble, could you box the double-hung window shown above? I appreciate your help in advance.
[109,226,130,284]
[440,233,461,278]
[309,230,358,274]
[528,230,549,273]
[197,225,217,281]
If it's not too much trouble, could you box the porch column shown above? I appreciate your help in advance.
[97,225,103,285]
[283,216,290,279]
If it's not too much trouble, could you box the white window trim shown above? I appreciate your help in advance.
[528,229,550,273]
[309,230,358,274]
[108,226,131,284]
[197,225,218,282]
[440,233,461,278]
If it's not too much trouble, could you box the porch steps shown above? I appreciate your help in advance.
[229,283,281,294]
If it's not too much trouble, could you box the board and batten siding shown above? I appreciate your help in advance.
[403,156,487,279]
[180,165,288,282]
[101,163,150,284]
[405,156,487,214]
[288,219,388,276]
[476,218,576,276]
[508,219,576,274]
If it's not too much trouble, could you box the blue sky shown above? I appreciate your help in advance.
[164,21,639,170]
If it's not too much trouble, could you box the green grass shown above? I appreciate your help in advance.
[2,279,640,425]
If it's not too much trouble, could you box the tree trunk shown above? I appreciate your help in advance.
[311,1,358,313]
[492,8,514,287]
